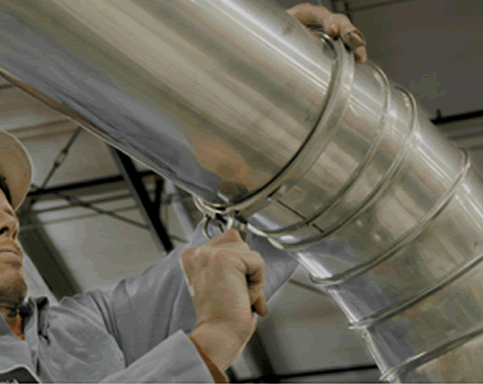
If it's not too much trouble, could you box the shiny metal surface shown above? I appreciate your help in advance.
[332,159,481,325]
[195,30,355,218]
[0,0,333,204]
[3,0,483,382]
[371,253,483,378]
[394,329,483,382]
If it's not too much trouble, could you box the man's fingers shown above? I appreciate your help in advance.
[244,253,266,316]
[252,293,268,317]
[287,3,367,62]
[343,29,367,50]
[328,14,366,50]
[330,14,353,39]
[242,250,265,282]
[353,46,368,63]
[187,231,267,318]
[287,3,333,31]
[229,247,266,316]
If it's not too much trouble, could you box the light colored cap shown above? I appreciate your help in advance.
[0,129,33,210]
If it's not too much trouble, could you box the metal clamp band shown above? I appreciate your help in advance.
[202,214,234,240]
[195,197,249,240]
[194,31,355,226]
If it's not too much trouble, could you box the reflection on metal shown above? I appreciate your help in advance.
[2,0,483,381]
[287,279,329,296]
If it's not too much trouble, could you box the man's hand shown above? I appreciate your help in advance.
[288,3,368,63]
[182,229,266,371]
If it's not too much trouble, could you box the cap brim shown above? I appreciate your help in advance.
[0,130,33,210]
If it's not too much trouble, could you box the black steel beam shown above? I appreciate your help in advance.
[27,170,155,198]
[432,109,483,126]
[109,147,174,253]
[153,176,165,218]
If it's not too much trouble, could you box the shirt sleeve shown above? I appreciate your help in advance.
[82,219,300,380]
[99,330,218,383]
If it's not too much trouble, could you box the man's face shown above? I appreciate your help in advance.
[0,189,27,309]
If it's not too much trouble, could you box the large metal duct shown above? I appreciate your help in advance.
[1,0,482,381]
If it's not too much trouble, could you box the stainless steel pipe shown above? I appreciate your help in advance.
[1,0,483,381]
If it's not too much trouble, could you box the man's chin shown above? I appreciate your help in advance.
[0,270,27,309]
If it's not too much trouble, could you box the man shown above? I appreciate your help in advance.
[0,4,366,383]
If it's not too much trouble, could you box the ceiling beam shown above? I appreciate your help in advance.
[109,147,174,253]
[26,170,156,198]
[432,109,483,127]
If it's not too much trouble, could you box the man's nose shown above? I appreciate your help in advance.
[0,214,19,240]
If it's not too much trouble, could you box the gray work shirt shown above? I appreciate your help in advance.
[0,221,299,383]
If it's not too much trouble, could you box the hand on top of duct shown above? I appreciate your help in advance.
[288,3,368,63]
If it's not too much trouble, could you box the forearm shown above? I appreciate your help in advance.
[189,322,251,372]
[188,332,230,383]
